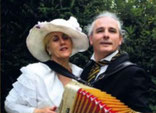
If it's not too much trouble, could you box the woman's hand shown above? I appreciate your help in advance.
[34,106,57,113]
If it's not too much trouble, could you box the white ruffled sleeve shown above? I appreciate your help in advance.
[5,65,39,113]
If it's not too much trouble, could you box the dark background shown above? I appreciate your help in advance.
[1,0,156,112]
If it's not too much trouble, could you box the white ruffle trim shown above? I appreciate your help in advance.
[9,62,82,108]
[11,63,48,107]
[12,73,37,107]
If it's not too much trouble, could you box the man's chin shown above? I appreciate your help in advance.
[101,49,114,55]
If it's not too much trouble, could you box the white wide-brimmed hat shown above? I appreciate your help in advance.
[26,16,89,62]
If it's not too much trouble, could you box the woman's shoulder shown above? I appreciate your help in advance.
[70,63,83,77]
[20,62,52,76]
[70,63,82,69]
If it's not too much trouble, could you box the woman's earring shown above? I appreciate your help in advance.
[48,51,52,55]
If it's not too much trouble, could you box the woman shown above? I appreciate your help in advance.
[5,17,89,113]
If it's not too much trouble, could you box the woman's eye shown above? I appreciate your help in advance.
[63,35,70,40]
[52,36,59,41]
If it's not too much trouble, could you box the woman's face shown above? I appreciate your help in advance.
[46,32,73,61]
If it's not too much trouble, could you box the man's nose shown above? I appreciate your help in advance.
[103,31,109,39]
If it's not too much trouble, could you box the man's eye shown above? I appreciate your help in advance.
[96,29,104,33]
[109,28,117,33]
[97,30,103,33]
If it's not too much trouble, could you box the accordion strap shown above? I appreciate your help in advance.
[92,61,136,84]
[43,60,89,85]
[81,61,136,86]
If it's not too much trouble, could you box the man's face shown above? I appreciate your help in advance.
[90,17,123,59]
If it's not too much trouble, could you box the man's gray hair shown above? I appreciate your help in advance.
[87,11,126,39]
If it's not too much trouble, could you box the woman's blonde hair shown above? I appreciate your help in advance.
[43,32,53,55]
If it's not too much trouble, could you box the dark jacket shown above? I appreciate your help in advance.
[81,53,152,112]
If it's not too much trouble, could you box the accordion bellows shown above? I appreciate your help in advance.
[59,80,137,113]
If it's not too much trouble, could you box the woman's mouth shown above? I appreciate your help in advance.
[60,47,68,51]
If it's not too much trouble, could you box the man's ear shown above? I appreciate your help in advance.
[119,35,123,46]
[89,36,93,45]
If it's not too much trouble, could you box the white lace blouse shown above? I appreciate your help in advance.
[5,62,82,113]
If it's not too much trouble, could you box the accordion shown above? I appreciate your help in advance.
[59,80,137,113]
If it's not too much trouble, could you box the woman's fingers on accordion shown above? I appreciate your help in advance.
[34,106,57,113]
[51,106,57,111]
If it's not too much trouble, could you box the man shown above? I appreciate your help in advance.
[81,11,152,112]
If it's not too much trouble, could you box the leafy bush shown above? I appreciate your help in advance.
[2,0,156,112]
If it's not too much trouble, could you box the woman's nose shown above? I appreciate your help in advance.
[60,37,65,44]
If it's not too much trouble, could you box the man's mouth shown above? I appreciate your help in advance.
[100,41,112,45]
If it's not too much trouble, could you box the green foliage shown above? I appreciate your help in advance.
[2,0,156,112]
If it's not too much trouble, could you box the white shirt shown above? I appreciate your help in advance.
[91,50,119,79]
[5,62,82,113]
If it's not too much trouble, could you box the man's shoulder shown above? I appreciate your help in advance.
[106,60,146,78]
[120,61,144,72]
